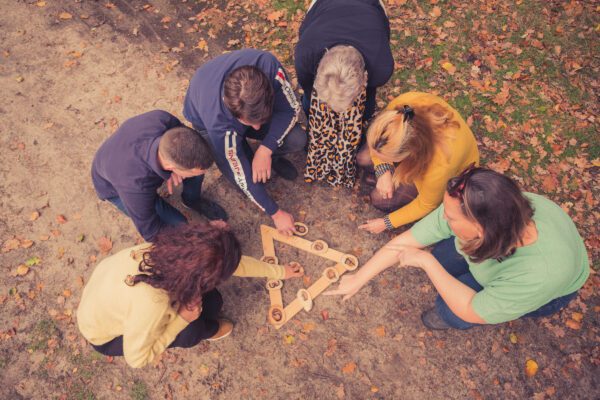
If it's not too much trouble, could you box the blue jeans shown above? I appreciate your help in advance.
[107,195,187,227]
[432,238,578,330]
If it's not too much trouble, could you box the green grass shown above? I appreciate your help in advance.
[131,380,149,400]
[28,319,59,352]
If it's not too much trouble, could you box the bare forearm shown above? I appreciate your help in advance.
[421,256,485,324]
[355,230,424,285]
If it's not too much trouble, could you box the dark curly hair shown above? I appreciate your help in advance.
[130,223,241,307]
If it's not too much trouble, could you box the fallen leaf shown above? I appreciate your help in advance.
[195,39,208,52]
[20,239,34,249]
[565,319,581,330]
[541,175,557,192]
[39,234,50,241]
[56,215,67,224]
[342,362,357,374]
[571,312,583,322]
[59,12,73,20]
[16,76,24,83]
[98,237,112,254]
[283,334,295,345]
[77,234,85,243]
[430,6,442,19]
[199,364,209,376]
[2,238,20,253]
[36,1,46,6]
[29,211,40,221]
[375,325,386,337]
[25,256,41,267]
[509,333,518,344]
[302,322,316,333]
[525,359,538,377]
[267,10,285,23]
[335,384,345,399]
[321,309,329,321]
[63,289,72,298]
[16,264,29,276]
[441,61,456,74]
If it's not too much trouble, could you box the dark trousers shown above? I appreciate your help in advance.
[92,289,223,356]
[432,238,578,330]
[301,86,377,122]
[185,124,307,195]
[107,194,189,228]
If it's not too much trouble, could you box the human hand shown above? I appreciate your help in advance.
[283,263,304,279]
[252,145,273,183]
[178,300,202,323]
[272,209,295,236]
[323,273,365,301]
[387,245,433,270]
[376,171,394,199]
[166,172,183,194]
[358,218,387,234]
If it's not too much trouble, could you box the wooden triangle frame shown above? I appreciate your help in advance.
[260,223,359,329]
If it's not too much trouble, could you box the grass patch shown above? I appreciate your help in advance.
[131,380,149,400]
[28,319,59,352]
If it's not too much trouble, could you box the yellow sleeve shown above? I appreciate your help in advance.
[233,256,285,279]
[123,295,189,368]
[387,162,449,228]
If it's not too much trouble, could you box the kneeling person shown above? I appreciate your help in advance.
[77,222,303,368]
[91,110,226,242]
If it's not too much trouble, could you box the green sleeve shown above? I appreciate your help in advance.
[409,204,454,246]
[233,256,285,279]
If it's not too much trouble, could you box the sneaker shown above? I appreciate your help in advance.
[183,198,228,221]
[272,157,298,181]
[206,318,234,342]
[421,307,452,330]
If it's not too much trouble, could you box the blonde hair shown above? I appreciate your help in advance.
[314,45,367,113]
[367,102,460,186]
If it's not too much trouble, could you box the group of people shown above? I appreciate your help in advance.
[77,0,590,368]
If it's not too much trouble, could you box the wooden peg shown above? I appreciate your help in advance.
[268,305,286,326]
[293,222,308,236]
[288,261,304,275]
[297,289,313,312]
[323,267,340,283]
[340,254,359,271]
[311,240,329,253]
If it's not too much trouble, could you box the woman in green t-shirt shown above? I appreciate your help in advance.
[326,166,589,329]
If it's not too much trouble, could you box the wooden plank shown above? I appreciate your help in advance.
[260,224,276,257]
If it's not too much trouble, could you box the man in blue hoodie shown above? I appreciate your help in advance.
[92,110,226,242]
[183,49,305,235]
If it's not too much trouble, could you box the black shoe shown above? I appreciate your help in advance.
[421,307,451,330]
[183,198,228,221]
[272,157,298,181]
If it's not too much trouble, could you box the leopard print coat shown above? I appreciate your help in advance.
[304,87,366,187]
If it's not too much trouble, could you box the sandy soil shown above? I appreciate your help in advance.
[0,1,598,399]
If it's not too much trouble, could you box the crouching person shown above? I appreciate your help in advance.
[77,222,302,368]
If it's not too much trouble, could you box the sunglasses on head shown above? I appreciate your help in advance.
[447,163,477,199]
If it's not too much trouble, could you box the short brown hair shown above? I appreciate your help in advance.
[223,66,274,124]
[447,168,534,263]
[158,126,213,170]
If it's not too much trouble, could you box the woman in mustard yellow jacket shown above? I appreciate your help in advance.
[357,92,479,233]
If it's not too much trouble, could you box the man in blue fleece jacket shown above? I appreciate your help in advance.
[92,110,226,241]
[183,49,305,235]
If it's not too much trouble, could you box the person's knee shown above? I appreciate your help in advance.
[356,146,373,168]
[280,124,307,153]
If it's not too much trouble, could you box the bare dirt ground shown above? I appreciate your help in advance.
[0,1,598,399]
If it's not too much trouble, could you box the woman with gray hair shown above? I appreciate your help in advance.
[295,0,393,187]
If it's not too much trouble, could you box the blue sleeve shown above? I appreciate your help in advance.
[209,128,279,216]
[294,45,318,96]
[260,67,300,152]
[118,190,164,242]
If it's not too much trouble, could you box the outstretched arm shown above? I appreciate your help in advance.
[324,229,424,300]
